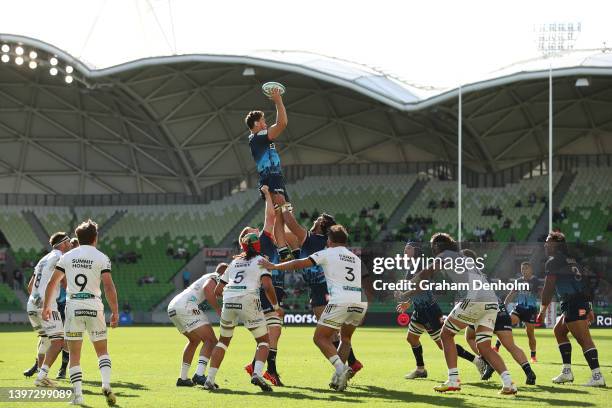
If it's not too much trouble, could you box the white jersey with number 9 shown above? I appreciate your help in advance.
[56,245,111,309]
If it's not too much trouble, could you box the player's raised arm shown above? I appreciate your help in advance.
[262,185,275,235]
[259,257,314,271]
[281,204,307,246]
[102,273,119,328]
[267,88,287,141]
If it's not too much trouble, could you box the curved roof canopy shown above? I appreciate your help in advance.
[0,34,611,195]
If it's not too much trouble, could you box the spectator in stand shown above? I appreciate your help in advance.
[360,207,368,218]
[515,199,523,208]
[607,221,612,232]
[428,199,437,209]
[299,209,309,220]
[373,201,380,210]
[122,301,132,313]
[528,192,536,206]
[166,245,175,257]
[13,268,24,290]
[138,275,157,286]
[377,213,385,225]
[502,218,512,229]
[440,199,448,209]
[448,199,455,208]
[182,269,190,289]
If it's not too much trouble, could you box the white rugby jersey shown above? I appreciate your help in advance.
[436,249,497,302]
[29,249,62,307]
[171,272,219,305]
[220,256,271,301]
[56,245,111,308]
[309,246,364,304]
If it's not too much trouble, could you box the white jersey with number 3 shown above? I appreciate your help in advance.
[220,256,271,301]
[309,246,363,304]
[56,245,111,309]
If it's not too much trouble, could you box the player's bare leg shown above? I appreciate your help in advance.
[92,339,115,406]
[453,327,487,377]
[313,324,350,391]
[205,335,231,390]
[191,325,217,385]
[435,318,464,392]
[473,325,516,394]
[34,337,63,387]
[67,340,85,405]
[566,319,605,386]
[250,332,273,392]
[552,316,574,383]
[497,331,536,384]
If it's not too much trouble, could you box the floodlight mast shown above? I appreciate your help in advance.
[535,22,581,233]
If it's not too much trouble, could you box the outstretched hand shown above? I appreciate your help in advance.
[258,258,275,270]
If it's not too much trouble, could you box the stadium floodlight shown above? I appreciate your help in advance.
[1,54,9,63]
[65,65,74,74]
[28,60,37,69]
[15,56,24,65]
[50,57,58,66]
[15,46,24,56]
[575,78,590,87]
[65,75,73,84]
[1,44,9,53]
[242,67,256,76]
[49,67,58,75]
[29,50,37,59]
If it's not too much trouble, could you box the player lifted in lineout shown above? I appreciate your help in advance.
[168,262,226,387]
[404,233,517,395]
[396,242,487,380]
[538,231,605,387]
[25,232,72,387]
[246,86,289,205]
[204,230,284,392]
[259,225,371,392]
[43,220,119,406]
[500,261,540,363]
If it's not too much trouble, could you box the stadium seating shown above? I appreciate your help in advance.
[247,174,417,246]
[554,167,612,243]
[0,283,21,311]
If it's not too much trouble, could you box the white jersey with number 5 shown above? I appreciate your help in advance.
[309,246,363,304]
[56,245,111,309]
[220,255,271,301]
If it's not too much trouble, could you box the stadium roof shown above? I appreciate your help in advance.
[0,33,611,195]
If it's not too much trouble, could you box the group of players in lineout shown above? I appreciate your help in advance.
[24,87,605,406]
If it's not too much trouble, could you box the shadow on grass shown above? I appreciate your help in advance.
[465,382,597,406]
[80,380,149,391]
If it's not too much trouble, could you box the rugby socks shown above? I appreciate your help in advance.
[36,364,49,380]
[448,368,459,383]
[98,355,112,389]
[494,339,502,351]
[583,348,600,376]
[521,361,535,376]
[207,367,218,383]
[253,360,265,377]
[329,355,345,375]
[500,370,513,387]
[456,344,476,362]
[558,342,572,368]
[180,362,190,380]
[196,356,208,376]
[69,366,83,396]
[412,344,425,367]
[267,349,278,374]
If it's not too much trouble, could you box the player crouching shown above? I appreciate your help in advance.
[204,233,284,392]
[168,262,226,387]
[259,225,369,392]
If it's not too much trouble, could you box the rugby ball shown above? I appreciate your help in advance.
[262,81,286,97]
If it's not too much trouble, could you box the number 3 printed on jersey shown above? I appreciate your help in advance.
[345,267,355,282]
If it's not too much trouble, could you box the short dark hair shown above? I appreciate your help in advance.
[521,261,532,268]
[328,224,348,245]
[75,219,98,246]
[546,230,568,254]
[430,232,458,254]
[461,248,477,260]
[70,238,80,248]
[49,232,69,247]
[320,213,336,235]
[245,110,264,130]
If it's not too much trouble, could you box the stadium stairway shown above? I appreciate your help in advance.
[527,171,576,242]
[21,211,49,248]
[378,178,428,242]
[98,209,127,238]
[218,197,265,247]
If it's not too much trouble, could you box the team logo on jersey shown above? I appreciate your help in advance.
[485,303,498,311]
[225,303,243,310]
[74,309,97,317]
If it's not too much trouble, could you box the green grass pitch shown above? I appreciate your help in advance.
[0,325,609,407]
